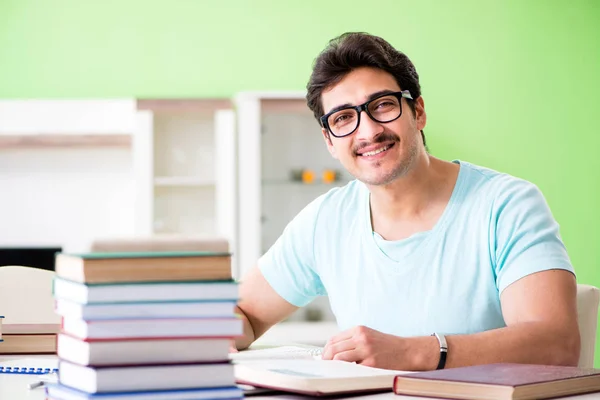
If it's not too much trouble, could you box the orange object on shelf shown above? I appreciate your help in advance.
[322,169,337,184]
[301,169,315,184]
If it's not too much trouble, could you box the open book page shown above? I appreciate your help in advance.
[230,345,323,362]
[242,359,406,378]
[234,359,411,395]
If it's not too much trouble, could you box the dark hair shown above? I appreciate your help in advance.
[306,32,426,146]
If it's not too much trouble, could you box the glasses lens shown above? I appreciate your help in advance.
[327,109,359,137]
[368,95,402,123]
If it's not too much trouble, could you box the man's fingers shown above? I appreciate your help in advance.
[332,349,362,363]
[322,337,355,360]
[325,326,361,347]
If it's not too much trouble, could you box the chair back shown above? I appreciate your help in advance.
[0,265,59,326]
[577,283,600,368]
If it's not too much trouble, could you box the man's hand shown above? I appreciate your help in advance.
[321,325,431,370]
[229,339,238,354]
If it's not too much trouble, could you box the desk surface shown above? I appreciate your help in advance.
[2,355,600,400]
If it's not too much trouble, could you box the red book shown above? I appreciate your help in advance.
[393,363,600,400]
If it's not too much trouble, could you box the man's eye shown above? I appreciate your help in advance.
[334,113,354,124]
[374,101,396,109]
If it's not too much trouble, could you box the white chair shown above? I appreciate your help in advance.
[0,266,60,329]
[576,283,600,368]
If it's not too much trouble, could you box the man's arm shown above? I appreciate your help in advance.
[322,269,580,370]
[234,266,299,350]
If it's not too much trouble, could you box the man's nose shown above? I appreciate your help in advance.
[354,110,383,140]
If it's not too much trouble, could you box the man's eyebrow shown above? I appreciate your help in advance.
[324,89,398,115]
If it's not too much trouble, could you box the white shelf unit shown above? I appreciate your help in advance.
[236,92,350,321]
[0,99,140,251]
[153,176,215,187]
[135,99,238,274]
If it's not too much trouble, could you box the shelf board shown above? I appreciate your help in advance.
[262,179,350,186]
[261,99,313,114]
[137,98,232,113]
[154,176,215,187]
[0,134,131,149]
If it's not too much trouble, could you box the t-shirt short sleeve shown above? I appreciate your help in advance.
[492,179,575,293]
[258,196,327,307]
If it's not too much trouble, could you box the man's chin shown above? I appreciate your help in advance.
[358,174,397,187]
[357,167,410,186]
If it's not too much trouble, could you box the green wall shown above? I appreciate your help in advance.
[2,0,599,364]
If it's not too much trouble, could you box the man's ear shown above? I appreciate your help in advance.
[322,128,338,159]
[415,96,427,131]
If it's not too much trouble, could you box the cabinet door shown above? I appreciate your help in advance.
[135,103,237,269]
[236,93,348,321]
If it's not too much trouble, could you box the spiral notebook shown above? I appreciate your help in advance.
[229,345,323,362]
[0,358,58,375]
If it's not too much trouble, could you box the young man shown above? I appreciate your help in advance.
[234,32,580,371]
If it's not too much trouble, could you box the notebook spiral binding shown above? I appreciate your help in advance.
[0,366,58,375]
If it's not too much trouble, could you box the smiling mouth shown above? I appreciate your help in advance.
[358,143,394,157]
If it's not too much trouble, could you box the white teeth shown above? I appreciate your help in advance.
[361,145,390,157]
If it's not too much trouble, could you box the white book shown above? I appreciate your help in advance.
[53,278,238,304]
[58,361,235,393]
[55,298,236,320]
[58,334,231,366]
[62,317,242,340]
[234,359,410,396]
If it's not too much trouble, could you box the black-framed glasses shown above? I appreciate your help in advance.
[320,90,413,138]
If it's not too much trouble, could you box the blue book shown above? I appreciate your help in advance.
[45,383,243,400]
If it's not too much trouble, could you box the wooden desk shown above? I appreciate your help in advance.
[2,355,599,400]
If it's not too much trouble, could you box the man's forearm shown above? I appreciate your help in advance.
[234,305,256,350]
[411,322,580,370]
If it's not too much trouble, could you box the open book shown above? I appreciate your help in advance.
[234,358,410,396]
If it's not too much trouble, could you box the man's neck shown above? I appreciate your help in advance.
[368,155,459,239]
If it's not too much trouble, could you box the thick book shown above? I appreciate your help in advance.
[234,359,407,396]
[55,251,232,284]
[55,298,236,320]
[58,334,231,366]
[46,383,242,400]
[62,317,242,339]
[0,334,56,354]
[53,278,239,304]
[58,360,235,393]
[89,236,229,253]
[1,322,60,334]
[392,363,600,400]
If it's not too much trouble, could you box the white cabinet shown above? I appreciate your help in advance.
[134,100,238,273]
[0,99,139,251]
[235,92,350,321]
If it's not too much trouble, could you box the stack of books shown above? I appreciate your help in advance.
[46,249,244,400]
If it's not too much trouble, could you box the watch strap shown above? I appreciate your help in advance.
[431,332,448,370]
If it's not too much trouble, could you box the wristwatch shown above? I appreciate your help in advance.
[431,333,448,370]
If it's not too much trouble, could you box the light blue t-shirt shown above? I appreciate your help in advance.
[258,161,574,337]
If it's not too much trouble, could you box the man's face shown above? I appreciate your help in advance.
[320,67,426,186]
